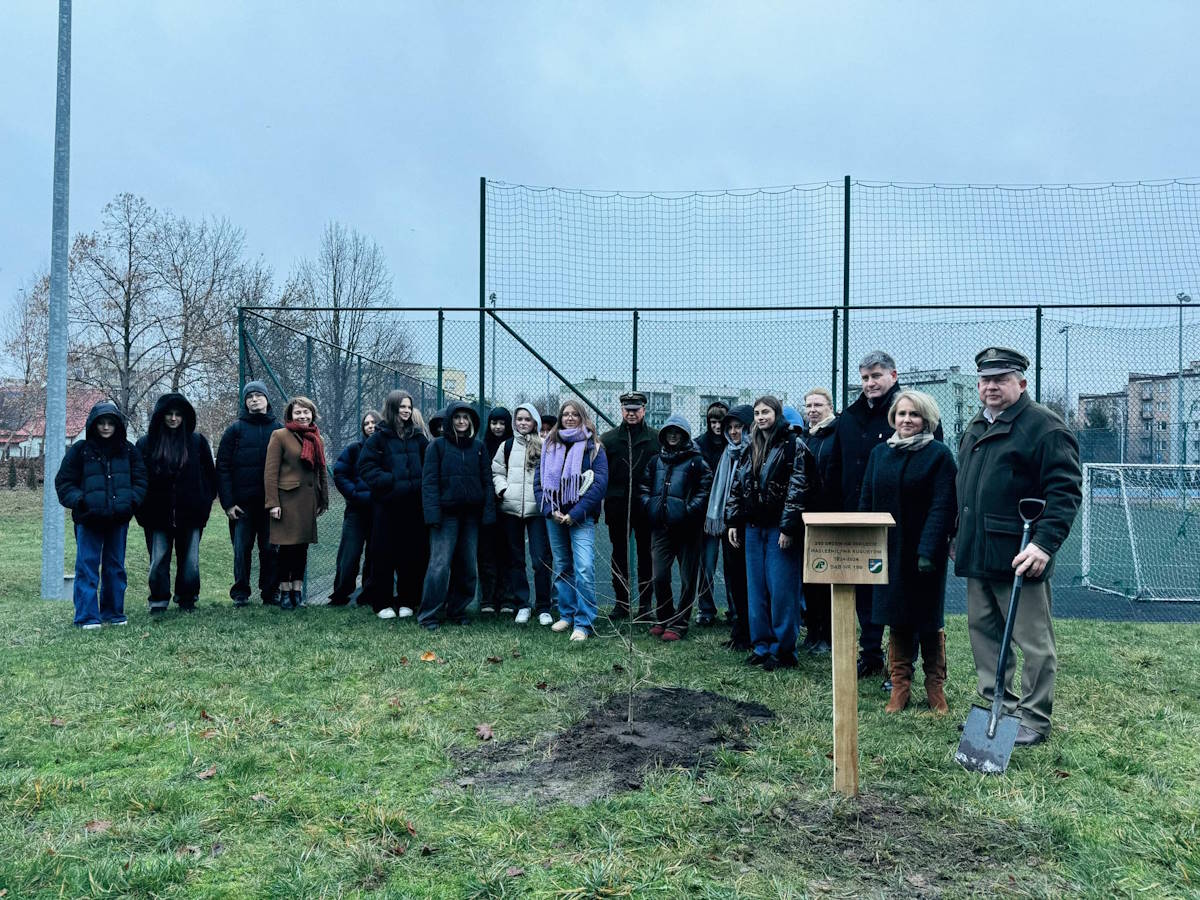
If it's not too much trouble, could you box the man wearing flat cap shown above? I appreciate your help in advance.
[600,391,658,621]
[955,346,1082,747]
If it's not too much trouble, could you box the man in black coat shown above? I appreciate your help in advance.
[955,347,1082,747]
[216,381,281,606]
[694,400,729,625]
[828,351,944,679]
[599,391,658,621]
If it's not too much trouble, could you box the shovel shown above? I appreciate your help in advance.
[955,497,1047,774]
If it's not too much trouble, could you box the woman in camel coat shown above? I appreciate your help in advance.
[264,396,329,610]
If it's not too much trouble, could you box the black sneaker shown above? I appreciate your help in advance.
[760,654,781,672]
[745,653,766,667]
[608,607,630,620]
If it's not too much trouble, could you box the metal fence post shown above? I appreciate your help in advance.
[842,175,851,406]
[1034,306,1043,403]
[831,308,840,409]
[478,176,487,413]
[437,308,445,409]
[305,336,313,397]
[237,307,246,392]
[632,308,639,390]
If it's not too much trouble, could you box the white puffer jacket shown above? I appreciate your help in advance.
[492,421,541,519]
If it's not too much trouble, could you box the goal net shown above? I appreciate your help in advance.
[1081,464,1200,602]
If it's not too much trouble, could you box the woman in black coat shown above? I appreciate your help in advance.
[135,393,218,613]
[357,390,430,619]
[329,409,380,606]
[859,390,957,714]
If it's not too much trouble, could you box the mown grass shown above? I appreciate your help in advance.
[1,489,1198,898]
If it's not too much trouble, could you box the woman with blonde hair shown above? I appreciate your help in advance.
[535,399,609,641]
[264,396,329,610]
[859,390,957,714]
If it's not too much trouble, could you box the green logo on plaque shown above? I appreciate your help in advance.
[812,558,828,572]
[868,558,883,574]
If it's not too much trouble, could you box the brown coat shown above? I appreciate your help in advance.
[264,428,329,546]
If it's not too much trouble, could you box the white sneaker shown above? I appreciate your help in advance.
[81,623,102,630]
[538,613,554,626]
[569,629,588,642]
[111,620,128,626]
[551,619,570,632]
[397,607,414,618]
[377,608,397,620]
[514,608,532,624]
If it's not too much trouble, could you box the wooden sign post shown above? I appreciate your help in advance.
[802,512,895,797]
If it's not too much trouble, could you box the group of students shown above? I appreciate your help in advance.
[53,362,956,712]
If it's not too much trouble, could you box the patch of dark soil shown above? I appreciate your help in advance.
[767,793,1067,897]
[458,687,773,805]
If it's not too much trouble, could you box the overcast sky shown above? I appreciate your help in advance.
[3,1,1199,320]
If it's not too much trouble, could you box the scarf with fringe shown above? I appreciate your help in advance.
[541,426,590,511]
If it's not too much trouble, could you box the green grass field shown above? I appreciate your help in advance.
[1,489,1198,898]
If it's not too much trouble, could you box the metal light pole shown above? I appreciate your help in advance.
[41,0,72,601]
[488,291,497,404]
[1059,324,1071,424]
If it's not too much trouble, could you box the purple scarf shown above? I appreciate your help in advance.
[541,427,591,511]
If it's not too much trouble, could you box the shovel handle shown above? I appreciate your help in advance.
[987,523,1031,738]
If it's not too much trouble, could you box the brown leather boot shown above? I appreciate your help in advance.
[922,630,949,715]
[885,629,913,713]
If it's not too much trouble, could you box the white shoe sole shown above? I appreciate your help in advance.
[377,609,397,620]
[514,611,531,624]
[397,607,414,618]
[538,614,554,626]
[551,620,570,632]
[569,630,588,642]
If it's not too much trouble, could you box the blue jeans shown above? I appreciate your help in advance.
[229,506,277,603]
[419,513,480,625]
[744,526,801,661]
[502,513,553,613]
[696,533,723,618]
[145,527,203,609]
[73,521,129,626]
[545,517,597,632]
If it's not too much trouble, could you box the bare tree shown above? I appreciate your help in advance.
[69,193,171,426]
[285,222,414,453]
[1,273,50,451]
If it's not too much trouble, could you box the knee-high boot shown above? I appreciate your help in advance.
[921,629,949,714]
[885,628,913,713]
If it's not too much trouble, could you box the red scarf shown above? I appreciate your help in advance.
[285,421,326,471]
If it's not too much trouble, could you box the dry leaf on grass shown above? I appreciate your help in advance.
[419,651,438,662]
[535,681,549,691]
[49,717,66,727]
[399,656,409,666]
[200,709,213,720]
[175,844,201,858]
[475,723,494,741]
[387,697,402,708]
[699,796,715,804]
[420,844,436,856]
[251,793,270,802]
[84,820,112,834]
[506,866,525,877]
[406,821,418,836]
[386,843,407,857]
[198,729,218,739]
[195,765,217,780]
[486,655,503,664]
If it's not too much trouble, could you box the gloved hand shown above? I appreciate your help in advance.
[917,556,936,573]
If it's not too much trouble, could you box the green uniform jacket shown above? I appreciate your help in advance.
[600,422,658,501]
[954,392,1082,582]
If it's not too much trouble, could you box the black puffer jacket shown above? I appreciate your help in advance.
[724,420,815,536]
[215,381,280,510]
[135,393,217,531]
[358,420,429,503]
[55,401,148,526]
[639,415,713,530]
[421,401,497,526]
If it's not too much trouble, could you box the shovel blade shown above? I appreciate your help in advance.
[955,706,1020,774]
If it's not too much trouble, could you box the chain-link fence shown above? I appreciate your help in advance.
[234,176,1200,619]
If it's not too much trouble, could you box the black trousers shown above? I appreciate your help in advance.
[803,581,831,645]
[277,544,309,582]
[364,496,428,612]
[856,585,885,665]
[722,531,749,646]
[477,520,512,610]
[229,506,277,602]
[604,497,654,616]
[651,528,702,633]
[331,506,372,603]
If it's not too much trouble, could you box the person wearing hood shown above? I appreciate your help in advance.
[827,351,944,683]
[358,390,430,619]
[599,391,657,622]
[418,401,497,629]
[329,409,380,606]
[264,396,330,610]
[800,387,838,654]
[638,414,712,641]
[536,398,609,641]
[492,403,554,625]
[216,381,282,606]
[706,404,753,650]
[428,406,447,439]
[725,396,816,671]
[55,400,148,628]
[478,406,514,614]
[694,400,729,626]
[134,393,217,614]
[859,390,957,715]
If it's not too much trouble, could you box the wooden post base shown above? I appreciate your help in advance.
[831,583,859,796]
